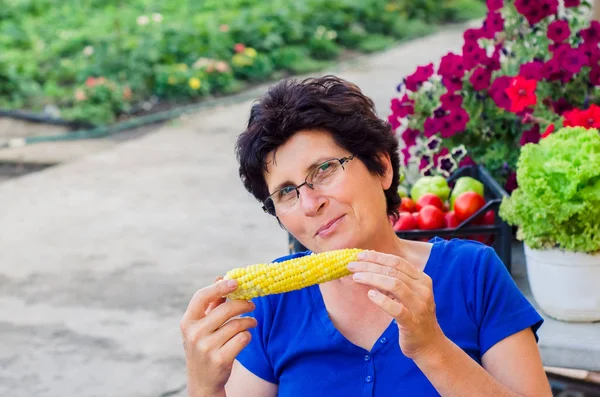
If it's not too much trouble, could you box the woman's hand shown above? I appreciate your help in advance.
[180,278,257,396]
[347,250,446,361]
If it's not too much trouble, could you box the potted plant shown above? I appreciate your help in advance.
[499,126,600,322]
[387,0,599,192]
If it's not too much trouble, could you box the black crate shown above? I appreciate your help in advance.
[288,165,513,274]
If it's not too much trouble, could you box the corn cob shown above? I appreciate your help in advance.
[223,248,363,300]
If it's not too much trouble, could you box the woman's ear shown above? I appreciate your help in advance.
[378,152,394,190]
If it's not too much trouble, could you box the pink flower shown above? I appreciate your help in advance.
[486,0,504,11]
[591,65,600,85]
[519,124,541,146]
[564,0,580,7]
[442,75,463,93]
[463,28,484,42]
[462,41,487,70]
[440,92,463,109]
[401,147,411,166]
[515,0,557,25]
[581,21,600,45]
[459,155,476,168]
[390,95,414,117]
[401,128,420,147]
[405,63,434,92]
[482,11,504,39]
[438,53,465,78]
[519,60,543,80]
[489,76,512,111]
[558,46,587,74]
[547,20,570,43]
[469,67,492,91]
[387,114,401,130]
[424,117,441,137]
[448,107,470,133]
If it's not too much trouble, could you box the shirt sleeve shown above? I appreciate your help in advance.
[472,245,544,356]
[236,295,278,384]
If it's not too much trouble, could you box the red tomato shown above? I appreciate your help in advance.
[454,192,486,221]
[412,212,420,225]
[481,209,495,225]
[393,212,418,231]
[400,197,417,213]
[444,211,460,229]
[415,193,444,212]
[417,205,445,230]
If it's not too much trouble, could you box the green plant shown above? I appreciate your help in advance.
[499,127,600,253]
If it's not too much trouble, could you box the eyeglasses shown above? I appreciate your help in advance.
[262,154,355,216]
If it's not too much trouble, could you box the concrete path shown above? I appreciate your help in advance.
[1,22,598,397]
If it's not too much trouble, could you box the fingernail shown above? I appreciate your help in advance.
[226,279,237,288]
[368,289,377,298]
[347,262,358,271]
[352,273,364,281]
[357,251,366,260]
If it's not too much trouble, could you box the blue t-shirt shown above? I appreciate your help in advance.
[236,238,543,396]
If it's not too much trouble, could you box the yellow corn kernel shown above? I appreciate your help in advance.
[223,248,363,300]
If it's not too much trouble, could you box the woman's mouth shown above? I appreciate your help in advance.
[316,215,345,237]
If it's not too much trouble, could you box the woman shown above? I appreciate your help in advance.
[180,76,552,397]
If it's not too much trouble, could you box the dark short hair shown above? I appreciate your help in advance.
[235,75,401,219]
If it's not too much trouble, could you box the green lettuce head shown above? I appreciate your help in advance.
[499,127,600,253]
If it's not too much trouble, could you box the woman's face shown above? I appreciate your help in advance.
[263,129,393,252]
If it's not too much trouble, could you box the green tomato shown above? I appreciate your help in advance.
[410,175,450,202]
[450,177,485,209]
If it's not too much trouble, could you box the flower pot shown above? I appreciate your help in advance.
[524,244,600,322]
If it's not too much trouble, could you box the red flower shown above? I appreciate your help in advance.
[486,0,504,11]
[547,20,570,43]
[564,0,580,7]
[505,76,537,113]
[405,64,434,92]
[563,105,600,129]
[541,124,555,139]
[469,67,492,91]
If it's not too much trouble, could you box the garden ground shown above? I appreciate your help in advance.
[0,21,599,397]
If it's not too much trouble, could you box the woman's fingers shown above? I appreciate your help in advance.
[206,317,258,354]
[182,279,239,324]
[356,250,422,279]
[205,277,225,316]
[198,299,256,335]
[352,272,422,311]
[367,289,411,322]
[218,331,254,366]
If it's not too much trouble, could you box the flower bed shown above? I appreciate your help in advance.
[388,0,600,192]
[0,0,485,126]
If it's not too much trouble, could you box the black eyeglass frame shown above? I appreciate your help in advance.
[261,154,356,216]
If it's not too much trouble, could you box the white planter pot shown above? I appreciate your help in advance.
[524,244,600,322]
